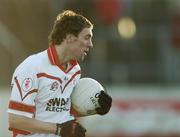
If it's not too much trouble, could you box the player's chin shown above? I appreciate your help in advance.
[81,56,85,61]
[77,55,85,62]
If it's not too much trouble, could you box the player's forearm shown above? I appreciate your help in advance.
[8,113,56,134]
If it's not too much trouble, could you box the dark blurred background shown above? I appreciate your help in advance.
[0,0,180,86]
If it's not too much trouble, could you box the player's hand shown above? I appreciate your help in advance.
[96,91,112,115]
[56,120,86,137]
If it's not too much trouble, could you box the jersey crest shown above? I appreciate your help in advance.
[21,78,33,92]
[50,81,59,91]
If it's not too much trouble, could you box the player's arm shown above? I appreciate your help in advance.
[9,113,56,134]
[70,107,87,117]
[9,113,86,137]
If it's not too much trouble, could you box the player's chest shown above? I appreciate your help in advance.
[36,67,80,98]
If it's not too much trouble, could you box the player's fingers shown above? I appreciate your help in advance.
[76,124,86,132]
[75,130,86,137]
[98,96,110,108]
[98,98,106,108]
[74,125,86,137]
[95,107,107,115]
[99,91,112,105]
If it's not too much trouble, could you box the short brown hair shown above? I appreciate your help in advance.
[48,10,93,45]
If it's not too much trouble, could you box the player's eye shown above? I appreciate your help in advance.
[85,34,92,40]
[85,36,89,40]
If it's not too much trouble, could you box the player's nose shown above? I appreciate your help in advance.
[88,40,93,48]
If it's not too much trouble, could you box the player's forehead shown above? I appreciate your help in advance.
[78,27,93,38]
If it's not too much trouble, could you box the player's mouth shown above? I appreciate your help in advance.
[83,49,89,56]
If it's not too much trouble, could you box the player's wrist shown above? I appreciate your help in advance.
[55,123,61,136]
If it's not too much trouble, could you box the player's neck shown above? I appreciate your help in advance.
[55,44,72,66]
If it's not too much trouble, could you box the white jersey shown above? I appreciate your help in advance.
[8,45,81,137]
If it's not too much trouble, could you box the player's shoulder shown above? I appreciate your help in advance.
[14,50,47,74]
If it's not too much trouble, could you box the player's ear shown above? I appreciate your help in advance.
[66,34,77,43]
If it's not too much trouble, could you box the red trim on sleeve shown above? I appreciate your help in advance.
[62,70,81,93]
[9,128,31,136]
[9,100,36,114]
[37,73,62,83]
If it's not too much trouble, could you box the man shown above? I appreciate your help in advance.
[8,10,112,137]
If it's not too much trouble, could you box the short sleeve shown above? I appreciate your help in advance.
[8,64,38,118]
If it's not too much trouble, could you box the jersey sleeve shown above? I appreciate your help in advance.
[8,64,38,118]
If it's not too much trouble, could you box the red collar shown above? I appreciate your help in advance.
[47,44,78,73]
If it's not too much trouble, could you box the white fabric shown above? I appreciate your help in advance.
[8,50,81,137]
